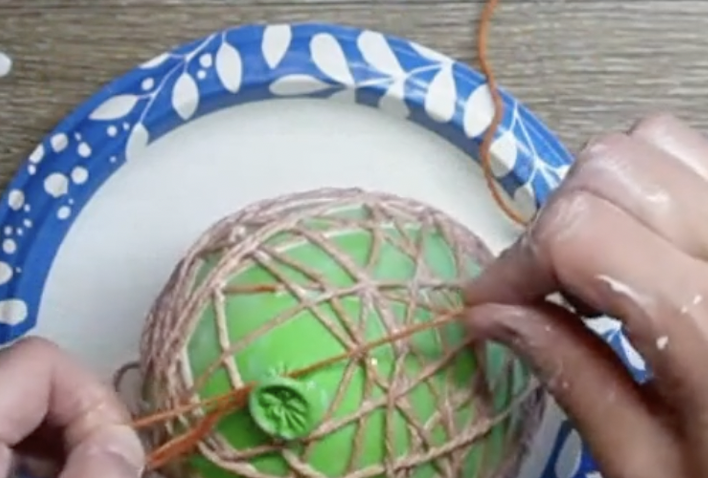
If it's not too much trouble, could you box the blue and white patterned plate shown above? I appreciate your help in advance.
[0,22,644,478]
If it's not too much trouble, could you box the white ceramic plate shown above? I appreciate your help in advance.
[0,22,642,478]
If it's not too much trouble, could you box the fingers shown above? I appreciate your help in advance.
[468,189,708,409]
[0,337,144,477]
[465,113,708,307]
[564,127,708,260]
[630,112,708,183]
[464,303,682,478]
[465,113,708,409]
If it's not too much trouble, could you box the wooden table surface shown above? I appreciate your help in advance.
[1,1,707,190]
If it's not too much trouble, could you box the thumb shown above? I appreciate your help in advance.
[59,424,144,478]
[463,302,677,478]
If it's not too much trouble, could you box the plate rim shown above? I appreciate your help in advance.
[0,21,621,478]
[0,22,573,343]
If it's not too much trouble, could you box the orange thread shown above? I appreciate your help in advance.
[132,308,463,470]
[477,0,529,226]
[131,0,530,469]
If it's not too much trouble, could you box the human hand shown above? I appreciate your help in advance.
[463,113,708,478]
[0,337,144,478]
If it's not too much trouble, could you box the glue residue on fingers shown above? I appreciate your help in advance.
[596,274,651,310]
[656,335,669,350]
[0,50,11,78]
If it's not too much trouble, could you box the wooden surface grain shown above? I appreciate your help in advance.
[1,1,708,188]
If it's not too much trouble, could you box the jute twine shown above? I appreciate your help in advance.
[118,188,545,478]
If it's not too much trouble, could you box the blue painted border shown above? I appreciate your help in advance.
[0,22,633,478]
[0,23,572,343]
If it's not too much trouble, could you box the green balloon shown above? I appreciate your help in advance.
[160,205,536,478]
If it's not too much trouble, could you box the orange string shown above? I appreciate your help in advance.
[477,0,529,226]
[131,0,528,469]
[133,308,463,470]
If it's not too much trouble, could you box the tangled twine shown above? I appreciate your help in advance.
[118,0,542,474]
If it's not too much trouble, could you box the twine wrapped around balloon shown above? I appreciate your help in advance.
[114,0,543,475]
[117,188,545,478]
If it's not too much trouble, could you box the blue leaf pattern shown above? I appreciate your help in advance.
[0,22,621,478]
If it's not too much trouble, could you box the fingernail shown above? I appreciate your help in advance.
[464,304,527,344]
[106,426,144,473]
[85,425,145,477]
[100,450,144,478]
